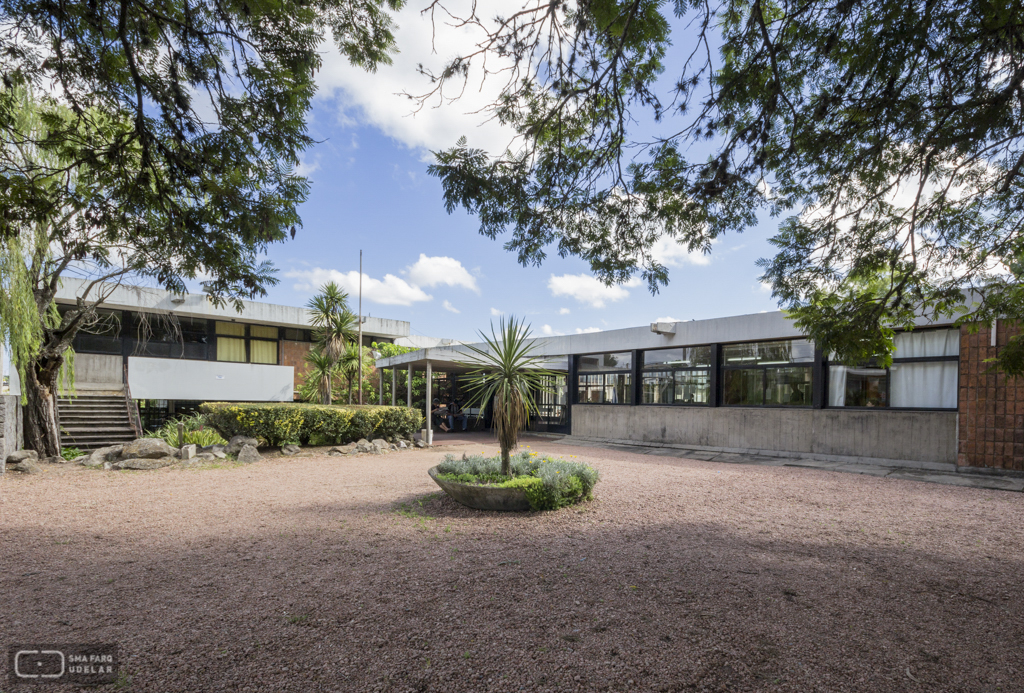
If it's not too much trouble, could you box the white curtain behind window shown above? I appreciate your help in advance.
[894,329,960,358]
[828,366,848,406]
[890,361,958,408]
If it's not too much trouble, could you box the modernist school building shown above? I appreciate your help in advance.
[376,310,1021,473]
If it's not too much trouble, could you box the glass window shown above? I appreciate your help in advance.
[890,361,958,408]
[894,330,959,359]
[250,340,278,365]
[723,369,764,405]
[250,325,279,340]
[578,352,631,371]
[217,337,246,362]
[722,339,814,365]
[829,366,887,407]
[642,372,674,404]
[604,373,632,404]
[215,321,245,337]
[766,367,813,406]
[674,370,710,404]
[578,374,605,403]
[283,328,309,342]
[643,346,712,369]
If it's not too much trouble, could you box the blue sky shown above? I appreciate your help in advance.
[254,3,783,342]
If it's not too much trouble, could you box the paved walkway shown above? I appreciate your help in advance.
[549,436,1024,493]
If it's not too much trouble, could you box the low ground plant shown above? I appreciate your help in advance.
[146,413,228,448]
[60,447,83,461]
[436,451,599,511]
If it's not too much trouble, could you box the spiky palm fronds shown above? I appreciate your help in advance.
[304,348,341,406]
[458,316,556,476]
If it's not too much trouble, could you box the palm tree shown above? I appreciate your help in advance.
[338,346,361,404]
[303,283,357,405]
[459,317,556,477]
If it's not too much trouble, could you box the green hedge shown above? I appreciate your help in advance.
[199,402,424,447]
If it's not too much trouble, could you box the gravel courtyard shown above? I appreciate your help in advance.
[2,438,1023,692]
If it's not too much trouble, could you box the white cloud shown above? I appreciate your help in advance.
[540,324,564,336]
[548,274,642,309]
[314,1,519,157]
[442,300,460,314]
[559,307,571,315]
[651,237,712,267]
[285,267,431,306]
[575,327,602,334]
[295,156,321,178]
[655,316,681,323]
[407,254,480,293]
[756,280,773,294]
[490,307,503,317]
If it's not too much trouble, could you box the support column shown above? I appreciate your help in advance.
[379,369,385,405]
[391,368,396,406]
[407,367,412,407]
[425,360,432,446]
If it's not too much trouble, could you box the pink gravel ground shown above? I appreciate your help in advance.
[2,437,1023,692]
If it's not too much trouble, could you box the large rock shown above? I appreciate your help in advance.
[212,451,227,460]
[328,444,357,456]
[237,444,261,463]
[281,444,301,456]
[81,445,123,468]
[10,459,43,474]
[371,438,389,451]
[121,438,177,460]
[226,436,259,455]
[397,440,408,449]
[114,457,177,470]
[6,449,38,465]
[195,452,216,461]
[414,440,427,449]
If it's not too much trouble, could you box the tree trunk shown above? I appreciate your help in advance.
[23,354,63,457]
[500,445,511,477]
[347,376,353,404]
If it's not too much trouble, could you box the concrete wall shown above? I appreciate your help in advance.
[572,405,958,466]
[127,357,293,402]
[75,353,123,390]
[0,394,23,467]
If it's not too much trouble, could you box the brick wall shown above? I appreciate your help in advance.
[280,340,314,400]
[958,321,1024,471]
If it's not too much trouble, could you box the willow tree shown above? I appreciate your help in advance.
[0,0,403,455]
[420,0,1024,369]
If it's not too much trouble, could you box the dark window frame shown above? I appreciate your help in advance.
[719,338,815,408]
[640,344,714,407]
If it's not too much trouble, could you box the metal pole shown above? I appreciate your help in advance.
[391,368,396,406]
[357,249,363,405]
[425,360,432,446]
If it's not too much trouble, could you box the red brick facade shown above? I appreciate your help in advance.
[958,321,1024,471]
[280,340,314,400]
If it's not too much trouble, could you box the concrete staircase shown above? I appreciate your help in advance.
[58,394,139,451]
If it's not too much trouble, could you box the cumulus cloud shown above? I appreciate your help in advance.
[490,307,503,317]
[655,316,681,323]
[314,0,519,157]
[442,300,460,313]
[407,254,480,293]
[540,324,564,336]
[548,274,642,309]
[575,327,602,334]
[651,237,712,267]
[559,307,571,315]
[285,267,431,306]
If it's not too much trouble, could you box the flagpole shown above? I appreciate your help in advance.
[358,249,363,405]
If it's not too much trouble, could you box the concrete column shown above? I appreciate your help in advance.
[391,368,396,406]
[407,367,412,407]
[379,370,385,405]
[425,360,432,446]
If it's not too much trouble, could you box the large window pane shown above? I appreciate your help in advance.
[603,373,632,403]
[250,340,278,364]
[723,369,763,405]
[894,329,959,359]
[643,346,712,369]
[217,337,246,362]
[890,361,958,408]
[642,372,674,404]
[674,371,710,404]
[215,321,245,337]
[578,374,604,403]
[722,339,814,366]
[829,366,887,407]
[765,367,813,406]
[250,325,279,340]
[578,352,632,371]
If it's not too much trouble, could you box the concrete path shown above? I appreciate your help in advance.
[552,436,1024,493]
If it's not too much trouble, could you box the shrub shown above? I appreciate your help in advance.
[61,447,83,461]
[146,413,228,448]
[199,402,424,447]
[436,451,599,511]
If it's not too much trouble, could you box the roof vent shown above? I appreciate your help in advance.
[650,322,677,335]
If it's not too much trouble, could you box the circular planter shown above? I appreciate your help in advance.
[428,466,531,511]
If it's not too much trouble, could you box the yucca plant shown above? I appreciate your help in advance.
[303,282,357,405]
[459,316,557,477]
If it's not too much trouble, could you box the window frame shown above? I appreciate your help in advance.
[575,351,633,405]
[720,338,815,408]
[640,345,713,407]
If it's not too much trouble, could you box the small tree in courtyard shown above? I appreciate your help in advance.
[459,317,555,477]
[303,283,357,406]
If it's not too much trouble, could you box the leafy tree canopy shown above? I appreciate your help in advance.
[421,0,1024,368]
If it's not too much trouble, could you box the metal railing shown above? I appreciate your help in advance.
[123,363,143,438]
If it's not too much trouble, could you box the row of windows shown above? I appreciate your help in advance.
[576,330,959,410]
